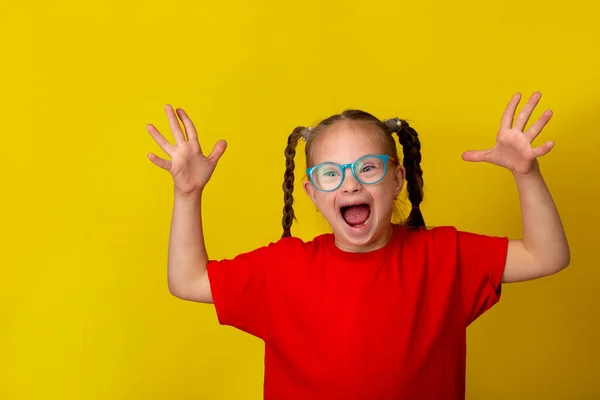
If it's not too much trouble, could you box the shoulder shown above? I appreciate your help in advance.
[273,232,339,262]
[260,234,321,257]
[401,225,459,246]
[402,225,505,245]
[257,235,306,255]
[401,225,507,258]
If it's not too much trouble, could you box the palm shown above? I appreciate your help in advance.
[147,105,227,196]
[169,142,214,193]
[462,92,555,174]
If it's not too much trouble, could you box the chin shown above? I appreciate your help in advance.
[334,212,387,250]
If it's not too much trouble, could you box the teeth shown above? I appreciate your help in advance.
[341,203,367,208]
[351,218,369,228]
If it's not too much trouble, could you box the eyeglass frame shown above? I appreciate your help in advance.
[305,154,398,193]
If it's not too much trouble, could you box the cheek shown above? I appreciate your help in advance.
[313,192,337,211]
[370,182,397,206]
[372,189,392,204]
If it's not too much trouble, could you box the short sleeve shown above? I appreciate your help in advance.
[456,231,509,326]
[206,238,301,340]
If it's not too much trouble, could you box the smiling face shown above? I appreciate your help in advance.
[303,119,405,253]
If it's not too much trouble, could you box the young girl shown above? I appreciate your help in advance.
[146,92,569,400]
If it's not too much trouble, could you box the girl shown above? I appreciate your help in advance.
[146,92,570,400]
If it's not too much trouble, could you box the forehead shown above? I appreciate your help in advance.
[310,120,387,165]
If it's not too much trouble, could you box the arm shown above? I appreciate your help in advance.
[504,160,570,283]
[147,105,227,303]
[167,192,213,302]
[463,92,570,283]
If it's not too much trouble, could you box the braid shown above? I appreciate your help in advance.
[281,127,305,238]
[393,120,425,228]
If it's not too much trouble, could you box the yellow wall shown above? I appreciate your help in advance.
[1,0,598,398]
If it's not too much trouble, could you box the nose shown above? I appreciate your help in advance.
[340,168,361,193]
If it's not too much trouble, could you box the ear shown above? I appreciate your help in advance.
[303,178,318,205]
[392,164,405,198]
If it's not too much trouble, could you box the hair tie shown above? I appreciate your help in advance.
[384,118,403,132]
[301,127,312,142]
[412,204,420,210]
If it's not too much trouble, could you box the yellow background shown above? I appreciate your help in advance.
[1,0,599,398]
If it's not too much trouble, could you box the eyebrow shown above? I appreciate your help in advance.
[312,154,387,166]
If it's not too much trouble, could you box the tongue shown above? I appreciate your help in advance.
[342,205,370,226]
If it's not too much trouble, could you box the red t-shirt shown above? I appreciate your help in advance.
[206,224,508,400]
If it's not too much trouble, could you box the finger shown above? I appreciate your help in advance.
[207,140,228,164]
[513,92,542,132]
[147,153,172,170]
[165,104,186,144]
[461,149,491,162]
[501,93,522,130]
[176,108,199,145]
[531,141,554,158]
[147,124,175,156]
[525,110,553,142]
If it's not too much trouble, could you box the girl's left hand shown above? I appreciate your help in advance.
[462,92,555,174]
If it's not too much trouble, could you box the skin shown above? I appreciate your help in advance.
[147,92,570,304]
[462,92,570,283]
[302,120,405,253]
[146,106,225,303]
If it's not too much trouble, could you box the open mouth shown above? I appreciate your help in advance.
[340,204,371,228]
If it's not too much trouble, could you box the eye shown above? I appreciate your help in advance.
[356,157,384,175]
[315,165,340,177]
[361,165,374,173]
[359,162,379,173]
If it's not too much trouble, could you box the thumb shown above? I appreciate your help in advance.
[207,139,228,164]
[461,149,488,162]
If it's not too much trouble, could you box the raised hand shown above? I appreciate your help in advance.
[147,105,227,197]
[462,92,555,174]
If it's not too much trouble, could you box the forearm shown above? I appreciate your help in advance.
[513,160,570,272]
[167,190,209,298]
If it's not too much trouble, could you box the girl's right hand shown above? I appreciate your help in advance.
[147,105,227,197]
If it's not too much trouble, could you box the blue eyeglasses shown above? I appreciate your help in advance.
[306,154,397,192]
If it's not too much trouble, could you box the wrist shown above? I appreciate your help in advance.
[174,187,204,203]
[512,159,541,177]
[511,160,544,187]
